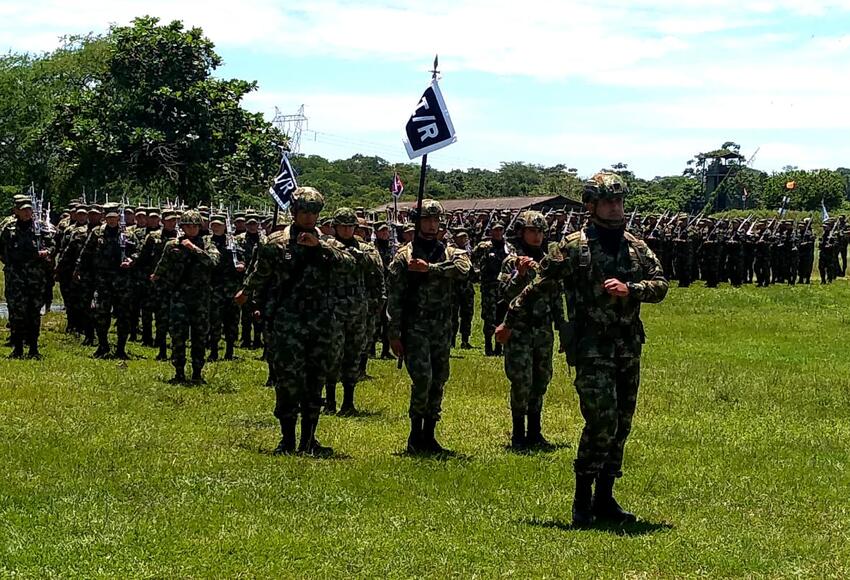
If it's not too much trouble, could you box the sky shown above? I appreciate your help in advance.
[3,0,850,178]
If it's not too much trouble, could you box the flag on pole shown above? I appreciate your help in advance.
[821,199,830,222]
[391,172,404,198]
[269,151,298,211]
[403,78,457,159]
[742,187,749,201]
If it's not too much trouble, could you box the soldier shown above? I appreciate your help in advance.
[236,210,265,349]
[207,213,245,361]
[753,222,773,287]
[74,203,137,359]
[233,211,247,235]
[55,205,89,334]
[373,221,396,359]
[0,195,56,358]
[838,215,848,276]
[496,172,668,527]
[354,218,386,379]
[324,207,370,416]
[237,188,355,456]
[449,228,475,349]
[798,220,815,284]
[153,210,220,383]
[386,199,472,454]
[137,208,180,360]
[472,220,512,356]
[672,221,694,287]
[498,211,565,450]
[819,222,838,284]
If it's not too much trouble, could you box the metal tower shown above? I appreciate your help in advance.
[273,104,308,154]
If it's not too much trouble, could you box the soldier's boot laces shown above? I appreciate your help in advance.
[207,344,219,362]
[572,474,596,527]
[593,475,637,524]
[422,418,447,454]
[338,383,357,416]
[510,412,526,450]
[323,383,337,415]
[224,342,235,361]
[406,417,424,454]
[526,411,553,449]
[273,417,297,455]
[191,365,206,385]
[298,417,333,457]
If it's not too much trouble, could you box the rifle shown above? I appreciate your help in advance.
[119,196,128,262]
[30,186,42,251]
[627,208,637,230]
[732,214,753,240]
[650,210,669,238]
[225,207,239,268]
[561,209,574,237]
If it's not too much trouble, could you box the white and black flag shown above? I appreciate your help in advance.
[269,151,298,210]
[403,79,457,159]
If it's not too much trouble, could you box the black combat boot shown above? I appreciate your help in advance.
[451,334,456,348]
[141,318,154,347]
[27,343,41,360]
[323,383,337,415]
[298,416,333,457]
[92,330,111,359]
[114,333,129,360]
[191,364,206,385]
[484,333,494,356]
[338,382,357,416]
[510,412,526,450]
[252,336,263,350]
[168,366,187,384]
[8,336,24,359]
[460,335,473,349]
[380,338,394,360]
[207,343,219,362]
[572,474,596,527]
[273,417,297,455]
[156,342,168,361]
[493,341,503,356]
[593,475,637,524]
[265,366,276,388]
[358,353,369,380]
[224,342,235,360]
[422,418,447,454]
[406,417,424,454]
[526,410,553,449]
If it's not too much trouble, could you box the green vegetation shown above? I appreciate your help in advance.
[2,282,849,577]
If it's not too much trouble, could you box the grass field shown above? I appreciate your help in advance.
[2,281,850,578]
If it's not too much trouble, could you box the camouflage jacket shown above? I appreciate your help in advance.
[75,224,138,281]
[386,239,472,340]
[359,240,386,306]
[152,234,220,296]
[505,224,667,359]
[0,219,56,287]
[472,239,513,286]
[235,231,266,275]
[209,233,246,292]
[242,225,355,316]
[136,228,180,276]
[55,222,90,276]
[499,244,565,332]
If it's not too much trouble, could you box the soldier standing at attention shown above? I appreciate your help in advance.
[449,229,475,350]
[237,188,355,456]
[498,211,565,450]
[207,213,245,361]
[153,210,220,384]
[0,195,56,358]
[386,200,471,454]
[496,172,668,526]
[472,220,512,356]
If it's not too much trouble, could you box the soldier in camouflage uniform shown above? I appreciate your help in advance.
[472,220,512,356]
[0,195,56,358]
[497,172,668,526]
[238,188,355,456]
[74,203,137,359]
[207,213,245,361]
[498,211,565,450]
[373,221,396,359]
[153,210,220,383]
[55,205,89,334]
[354,218,386,380]
[136,208,180,360]
[387,199,472,454]
[798,220,815,284]
[324,207,370,416]
[449,229,475,349]
[235,211,265,349]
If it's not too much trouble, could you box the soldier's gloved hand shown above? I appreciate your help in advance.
[390,338,405,358]
[408,258,429,273]
[494,323,511,344]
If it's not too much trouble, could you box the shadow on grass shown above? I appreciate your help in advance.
[392,449,475,462]
[523,516,673,537]
[333,409,388,420]
[252,445,354,461]
[504,442,572,455]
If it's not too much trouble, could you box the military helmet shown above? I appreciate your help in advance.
[103,202,121,218]
[332,207,358,226]
[291,187,325,214]
[180,209,203,226]
[582,171,629,203]
[411,199,444,221]
[517,210,547,231]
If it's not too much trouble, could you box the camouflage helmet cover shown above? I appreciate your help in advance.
[180,209,203,225]
[582,171,629,203]
[291,187,325,214]
[412,199,444,220]
[517,210,547,231]
[332,207,358,226]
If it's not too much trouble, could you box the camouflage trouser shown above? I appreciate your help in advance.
[169,295,210,370]
[451,285,474,341]
[573,357,641,478]
[327,303,367,386]
[754,257,771,286]
[403,317,452,420]
[504,326,554,414]
[5,276,43,346]
[208,283,239,348]
[93,277,133,344]
[361,299,381,358]
[148,282,169,349]
[479,283,503,335]
[240,302,263,344]
[269,309,337,421]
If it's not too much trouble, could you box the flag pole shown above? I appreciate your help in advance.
[412,55,439,251]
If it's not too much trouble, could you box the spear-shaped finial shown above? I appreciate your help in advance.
[430,54,439,80]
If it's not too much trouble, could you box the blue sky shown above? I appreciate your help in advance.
[3,0,850,178]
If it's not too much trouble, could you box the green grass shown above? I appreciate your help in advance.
[2,282,850,578]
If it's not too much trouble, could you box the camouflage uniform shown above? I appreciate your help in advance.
[373,226,396,358]
[74,205,137,358]
[503,172,668,526]
[449,234,475,348]
[235,216,265,348]
[386,199,472,452]
[499,211,565,448]
[472,227,512,355]
[207,215,244,360]
[798,226,815,284]
[0,197,56,357]
[153,210,220,381]
[136,216,179,359]
[359,236,386,372]
[242,188,355,455]
[55,210,89,334]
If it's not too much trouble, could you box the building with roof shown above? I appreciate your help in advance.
[370,195,581,214]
